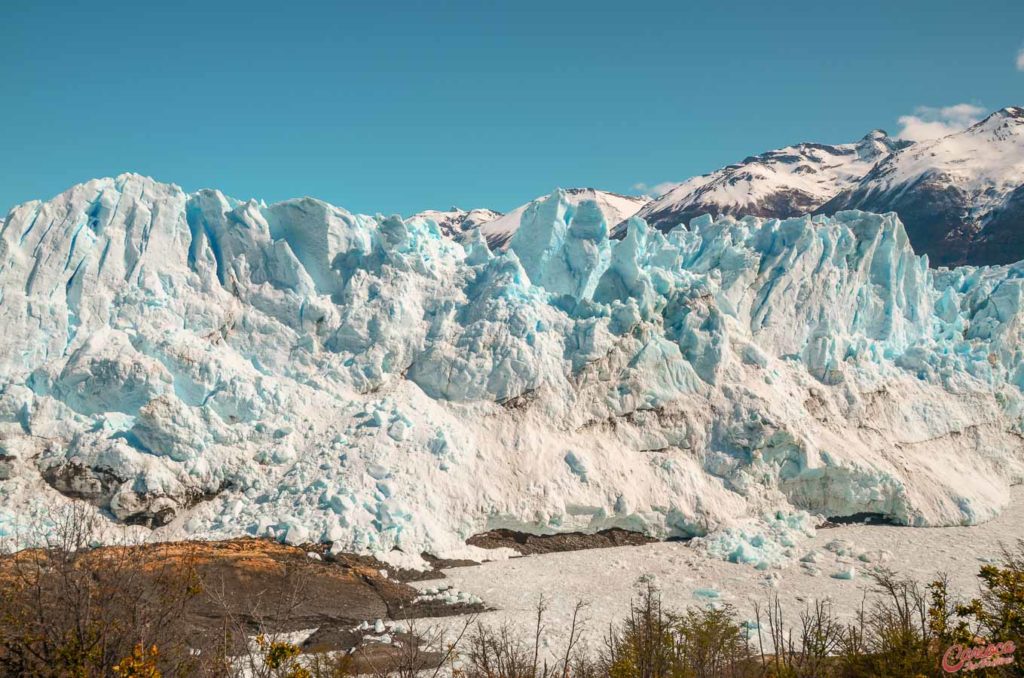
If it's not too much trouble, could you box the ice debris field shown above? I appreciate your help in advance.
[426,487,1024,650]
[0,174,1022,568]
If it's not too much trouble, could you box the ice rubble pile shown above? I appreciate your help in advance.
[0,174,1022,562]
[700,510,817,570]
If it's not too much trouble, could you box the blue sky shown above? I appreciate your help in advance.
[1,0,1023,216]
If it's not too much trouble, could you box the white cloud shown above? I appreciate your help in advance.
[1017,47,1024,71]
[896,103,986,142]
[632,181,677,197]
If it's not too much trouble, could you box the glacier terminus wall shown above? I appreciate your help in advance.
[1,174,1022,563]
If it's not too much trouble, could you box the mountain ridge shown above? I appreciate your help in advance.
[819,106,1024,266]
[629,130,912,236]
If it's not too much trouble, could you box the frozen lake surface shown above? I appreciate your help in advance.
[412,486,1024,650]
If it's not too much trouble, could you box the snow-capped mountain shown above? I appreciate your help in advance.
[631,131,911,235]
[819,107,1024,267]
[2,174,1023,565]
[477,188,649,250]
[409,206,503,239]
[632,107,1024,267]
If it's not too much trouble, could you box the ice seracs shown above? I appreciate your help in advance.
[409,189,647,252]
[475,188,648,250]
[1,174,1023,567]
[409,206,503,239]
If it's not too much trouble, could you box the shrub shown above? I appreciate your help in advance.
[0,502,215,677]
[462,596,584,678]
[603,580,755,678]
[950,541,1024,677]
[756,595,844,678]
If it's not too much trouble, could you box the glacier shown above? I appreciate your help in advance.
[1,174,1023,564]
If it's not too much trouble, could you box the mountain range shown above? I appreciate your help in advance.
[424,107,1024,267]
[632,129,911,237]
